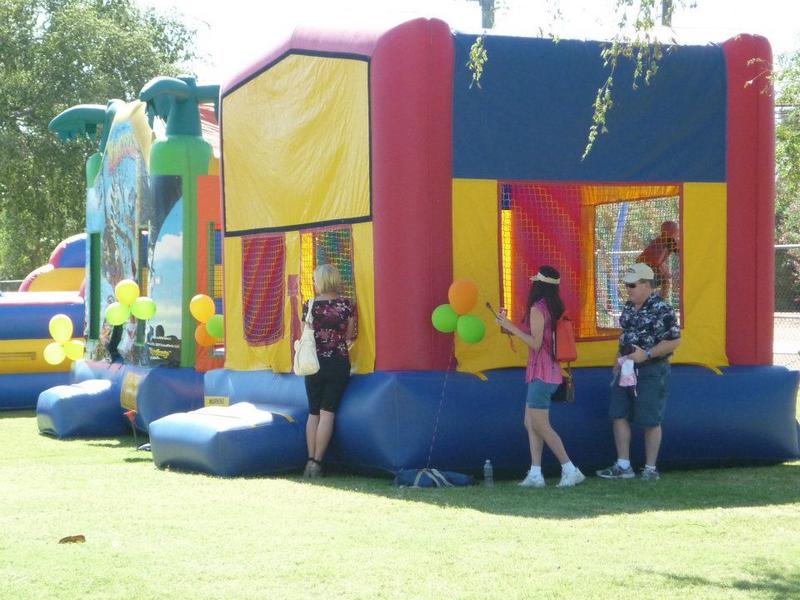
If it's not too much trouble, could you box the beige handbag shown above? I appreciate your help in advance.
[293,298,320,376]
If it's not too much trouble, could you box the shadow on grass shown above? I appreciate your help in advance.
[19,411,800,520]
[85,437,151,450]
[649,565,800,600]
[0,409,36,420]
[123,456,154,463]
[82,437,154,463]
[300,462,800,519]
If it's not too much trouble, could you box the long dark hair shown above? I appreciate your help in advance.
[524,265,564,324]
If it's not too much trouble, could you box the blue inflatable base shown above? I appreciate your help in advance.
[37,379,128,438]
[160,365,800,478]
[72,361,205,432]
[150,402,308,476]
[0,372,72,410]
[35,360,205,438]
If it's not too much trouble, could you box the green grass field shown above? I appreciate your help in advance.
[1,410,799,600]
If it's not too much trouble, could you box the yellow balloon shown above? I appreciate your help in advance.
[115,279,140,306]
[43,342,66,365]
[48,314,73,344]
[64,339,86,361]
[189,294,215,323]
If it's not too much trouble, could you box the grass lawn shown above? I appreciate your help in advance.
[1,410,799,600]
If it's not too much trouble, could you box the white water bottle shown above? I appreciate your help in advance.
[483,459,494,487]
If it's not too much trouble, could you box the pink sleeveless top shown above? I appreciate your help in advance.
[525,300,563,385]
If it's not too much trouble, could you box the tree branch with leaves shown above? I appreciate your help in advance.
[467,0,695,159]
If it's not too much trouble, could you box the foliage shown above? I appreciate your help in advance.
[775,49,800,310]
[467,0,695,159]
[0,0,196,279]
[466,34,488,89]
[776,50,800,245]
[581,0,685,159]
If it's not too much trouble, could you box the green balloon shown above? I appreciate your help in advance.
[456,314,486,344]
[131,296,157,320]
[105,302,131,326]
[206,314,224,339]
[431,304,458,333]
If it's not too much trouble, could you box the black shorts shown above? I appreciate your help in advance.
[304,357,350,415]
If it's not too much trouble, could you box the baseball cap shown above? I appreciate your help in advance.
[622,263,655,283]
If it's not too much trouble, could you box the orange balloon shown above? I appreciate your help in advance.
[194,323,215,347]
[448,279,478,315]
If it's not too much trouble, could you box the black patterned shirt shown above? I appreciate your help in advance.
[618,294,680,356]
[302,297,355,360]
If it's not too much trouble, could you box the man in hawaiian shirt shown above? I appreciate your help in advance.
[597,263,681,481]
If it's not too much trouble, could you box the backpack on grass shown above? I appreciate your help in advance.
[393,468,475,488]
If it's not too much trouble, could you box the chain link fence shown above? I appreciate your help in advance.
[775,244,800,370]
[0,280,22,292]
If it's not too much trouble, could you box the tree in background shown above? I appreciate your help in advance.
[775,49,800,310]
[0,0,196,280]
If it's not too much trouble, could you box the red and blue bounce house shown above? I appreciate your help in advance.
[148,18,799,477]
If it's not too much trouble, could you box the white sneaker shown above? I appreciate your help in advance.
[518,470,546,488]
[556,468,586,488]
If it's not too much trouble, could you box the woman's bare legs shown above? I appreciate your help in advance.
[527,407,570,465]
[313,410,336,462]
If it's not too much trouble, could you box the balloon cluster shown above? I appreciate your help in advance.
[190,294,224,347]
[431,279,486,344]
[43,314,85,365]
[104,279,157,326]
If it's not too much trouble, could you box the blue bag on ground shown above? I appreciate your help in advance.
[393,468,475,487]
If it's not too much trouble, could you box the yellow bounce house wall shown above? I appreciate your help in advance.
[26,268,84,292]
[0,339,72,374]
[221,53,376,373]
[223,55,370,234]
[223,224,375,373]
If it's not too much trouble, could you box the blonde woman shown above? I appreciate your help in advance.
[301,264,356,478]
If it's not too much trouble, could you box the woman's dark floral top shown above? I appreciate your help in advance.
[302,297,355,360]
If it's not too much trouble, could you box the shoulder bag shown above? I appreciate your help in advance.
[293,298,320,376]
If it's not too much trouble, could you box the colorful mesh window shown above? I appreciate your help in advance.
[242,233,286,346]
[300,226,357,333]
[499,182,582,329]
[594,197,681,332]
[208,226,224,314]
[499,182,681,340]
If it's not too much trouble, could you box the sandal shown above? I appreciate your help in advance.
[303,458,323,478]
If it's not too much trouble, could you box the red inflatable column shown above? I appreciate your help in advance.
[370,19,455,371]
[723,35,775,365]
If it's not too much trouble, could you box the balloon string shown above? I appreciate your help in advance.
[425,337,455,469]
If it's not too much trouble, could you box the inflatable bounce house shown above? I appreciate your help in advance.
[36,78,224,437]
[149,19,799,477]
[0,234,85,410]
